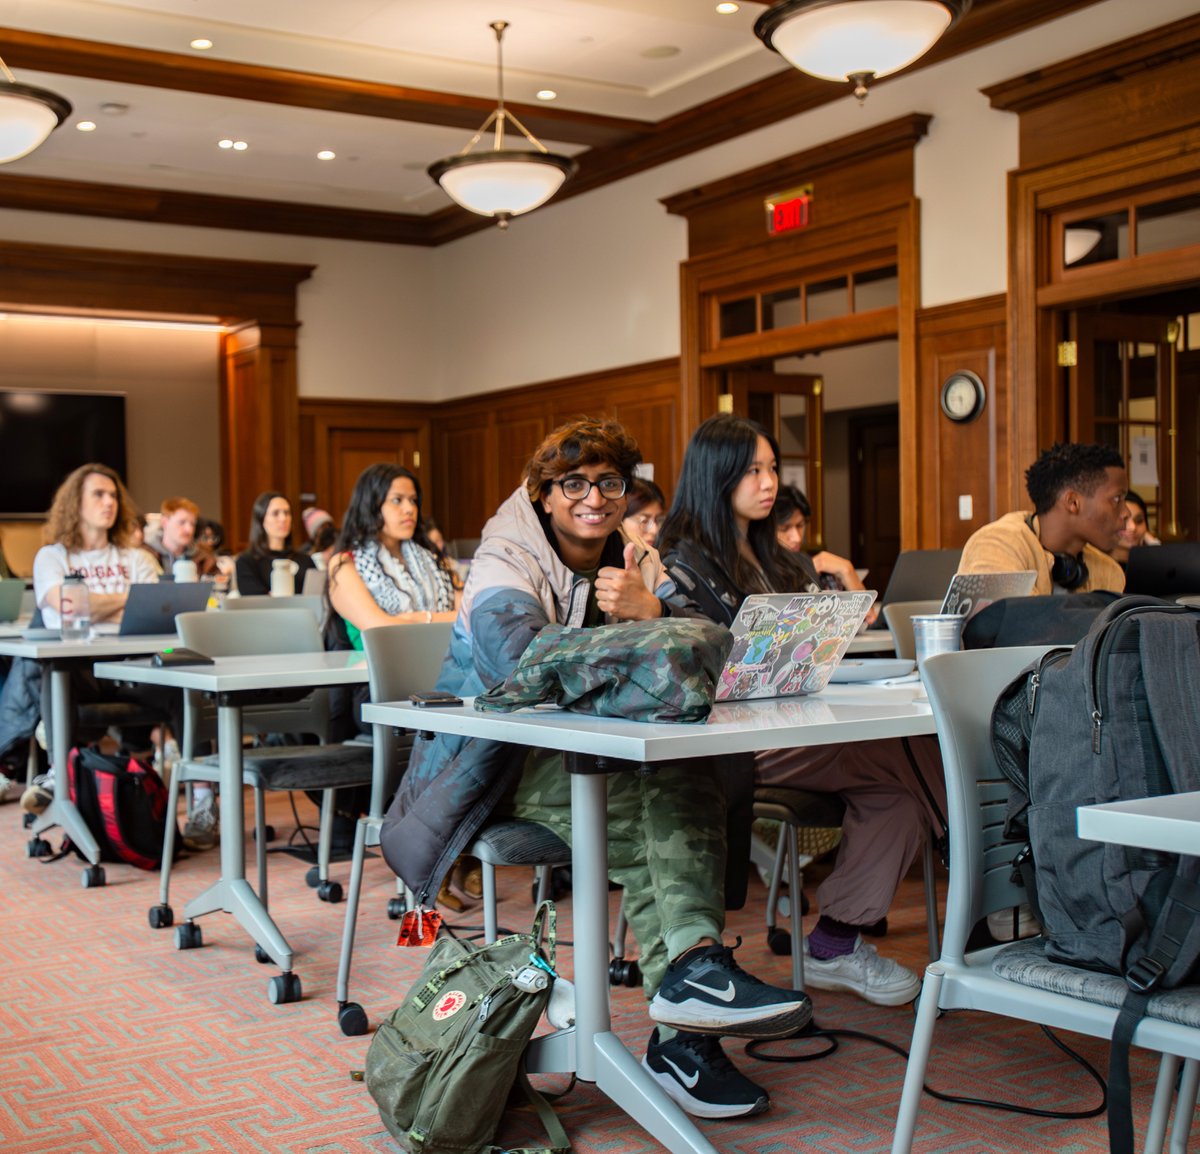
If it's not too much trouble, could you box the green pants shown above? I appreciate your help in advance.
[497,750,727,998]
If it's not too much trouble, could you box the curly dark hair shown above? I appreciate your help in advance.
[523,418,642,501]
[1025,442,1125,515]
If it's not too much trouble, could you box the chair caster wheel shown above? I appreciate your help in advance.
[766,927,792,957]
[254,824,276,843]
[26,836,52,858]
[148,904,174,929]
[306,865,321,888]
[82,864,106,888]
[387,897,407,920]
[255,944,273,965]
[338,1001,369,1036]
[269,972,302,1004]
[318,881,343,904]
[608,958,641,987]
[175,922,203,950]
[22,812,34,829]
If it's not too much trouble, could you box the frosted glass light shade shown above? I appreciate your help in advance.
[756,0,967,84]
[429,151,576,220]
[0,82,72,163]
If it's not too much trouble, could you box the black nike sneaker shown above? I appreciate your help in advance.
[642,1029,769,1119]
[648,938,812,1038]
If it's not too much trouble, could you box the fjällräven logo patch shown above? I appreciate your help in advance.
[432,990,467,1020]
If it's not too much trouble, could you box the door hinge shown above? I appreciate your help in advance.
[1057,341,1078,367]
[413,451,421,468]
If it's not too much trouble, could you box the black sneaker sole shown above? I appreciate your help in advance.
[647,994,812,1040]
[641,1058,769,1119]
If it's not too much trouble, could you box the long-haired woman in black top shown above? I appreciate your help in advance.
[234,490,314,596]
[659,414,941,1007]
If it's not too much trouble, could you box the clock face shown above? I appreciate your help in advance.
[940,371,985,423]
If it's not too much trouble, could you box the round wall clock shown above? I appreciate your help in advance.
[940,370,986,423]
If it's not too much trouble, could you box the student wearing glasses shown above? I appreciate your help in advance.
[381,418,812,1122]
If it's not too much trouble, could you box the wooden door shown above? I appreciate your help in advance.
[329,428,422,523]
[849,409,900,597]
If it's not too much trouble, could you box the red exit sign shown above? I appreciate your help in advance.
[765,183,813,236]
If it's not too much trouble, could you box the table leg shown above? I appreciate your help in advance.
[181,701,293,969]
[566,768,718,1154]
[32,664,100,865]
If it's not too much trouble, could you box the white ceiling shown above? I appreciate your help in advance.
[3,0,787,214]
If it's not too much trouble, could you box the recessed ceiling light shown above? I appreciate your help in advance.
[218,138,233,149]
[232,140,248,151]
[190,38,213,50]
[716,2,739,13]
[317,150,335,160]
[641,45,681,60]
[76,121,97,133]
[536,89,557,101]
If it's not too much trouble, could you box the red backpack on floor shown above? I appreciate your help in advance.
[55,746,175,870]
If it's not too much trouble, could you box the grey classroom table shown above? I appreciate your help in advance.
[363,682,936,1154]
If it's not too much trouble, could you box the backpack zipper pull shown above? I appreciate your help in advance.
[1028,670,1041,715]
[1091,709,1102,753]
[478,993,495,1023]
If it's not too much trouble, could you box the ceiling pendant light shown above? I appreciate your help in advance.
[755,0,971,103]
[0,52,72,163]
[428,21,577,229]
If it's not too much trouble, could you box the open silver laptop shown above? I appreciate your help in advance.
[939,570,1036,621]
[0,578,24,622]
[716,590,877,702]
[117,581,211,635]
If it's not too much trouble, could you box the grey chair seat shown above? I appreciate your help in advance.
[196,743,372,791]
[993,938,1200,1030]
[471,820,570,868]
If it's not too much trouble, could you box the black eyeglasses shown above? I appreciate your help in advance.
[554,475,627,500]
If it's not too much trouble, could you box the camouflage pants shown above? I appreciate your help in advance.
[497,749,727,999]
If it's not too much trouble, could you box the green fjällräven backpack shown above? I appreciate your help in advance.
[365,902,569,1154]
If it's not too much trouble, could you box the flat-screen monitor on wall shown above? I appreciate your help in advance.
[0,390,127,518]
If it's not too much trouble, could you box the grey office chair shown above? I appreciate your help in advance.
[336,621,567,1036]
[148,608,373,941]
[224,593,324,624]
[883,599,943,660]
[892,647,1200,1154]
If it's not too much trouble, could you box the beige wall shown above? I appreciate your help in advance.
[0,316,221,573]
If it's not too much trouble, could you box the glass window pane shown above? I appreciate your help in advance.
[1094,422,1121,452]
[806,277,848,322]
[1094,340,1122,420]
[1136,193,1200,257]
[778,394,807,455]
[719,296,756,339]
[763,288,801,331]
[1063,212,1128,267]
[854,266,898,311]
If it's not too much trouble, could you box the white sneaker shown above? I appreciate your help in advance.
[986,903,1040,942]
[803,936,921,1006]
[182,792,219,851]
[0,772,23,803]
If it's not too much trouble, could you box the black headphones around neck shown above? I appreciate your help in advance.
[1026,514,1089,591]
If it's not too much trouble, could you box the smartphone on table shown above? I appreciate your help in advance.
[410,691,463,707]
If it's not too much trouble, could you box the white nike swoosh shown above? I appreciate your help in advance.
[663,1056,700,1089]
[683,977,737,1002]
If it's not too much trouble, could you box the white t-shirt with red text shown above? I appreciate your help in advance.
[33,542,159,628]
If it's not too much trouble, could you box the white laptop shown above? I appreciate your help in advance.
[716,590,877,702]
[939,570,1037,621]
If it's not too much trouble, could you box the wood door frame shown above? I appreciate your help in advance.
[680,203,919,542]
[1009,130,1200,516]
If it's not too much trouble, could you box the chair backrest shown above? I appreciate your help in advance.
[883,599,943,660]
[224,594,324,625]
[879,549,963,609]
[921,645,1055,965]
[362,622,455,815]
[176,608,329,753]
[447,537,481,561]
[178,607,322,655]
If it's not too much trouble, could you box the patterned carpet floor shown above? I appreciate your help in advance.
[0,791,1182,1153]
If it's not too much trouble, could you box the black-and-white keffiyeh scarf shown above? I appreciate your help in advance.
[352,540,453,616]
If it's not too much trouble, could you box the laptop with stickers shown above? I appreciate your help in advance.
[938,570,1036,621]
[716,590,877,702]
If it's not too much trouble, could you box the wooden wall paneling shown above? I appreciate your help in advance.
[611,393,681,499]
[435,420,493,542]
[915,296,1008,548]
